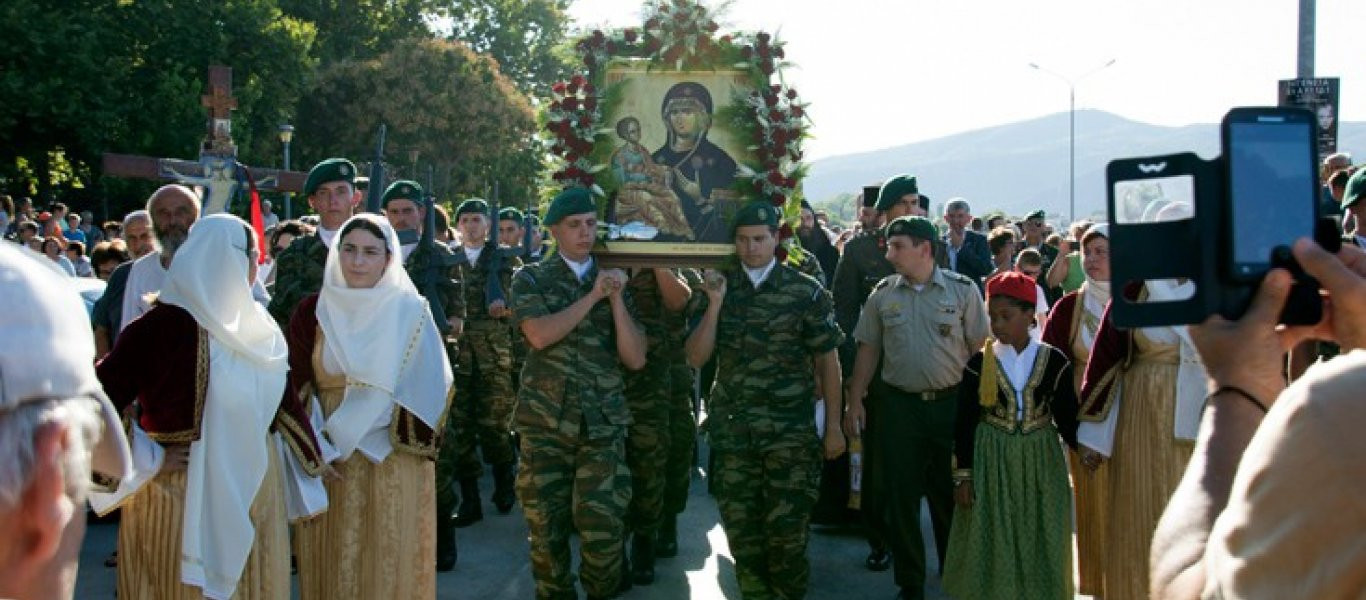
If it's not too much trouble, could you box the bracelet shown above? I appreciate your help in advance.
[1208,386,1269,414]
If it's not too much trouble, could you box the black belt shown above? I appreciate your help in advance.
[889,384,958,402]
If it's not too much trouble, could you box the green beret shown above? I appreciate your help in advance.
[1025,209,1047,221]
[876,175,919,212]
[731,201,780,233]
[498,207,525,222]
[455,198,490,218]
[380,180,423,208]
[303,158,357,196]
[1342,169,1366,211]
[884,215,937,241]
[543,187,596,226]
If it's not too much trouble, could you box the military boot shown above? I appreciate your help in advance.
[491,462,517,514]
[452,477,483,527]
[436,510,457,572]
[630,532,656,585]
[655,513,678,558]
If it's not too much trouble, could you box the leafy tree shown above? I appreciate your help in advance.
[278,0,436,65]
[437,0,576,96]
[296,38,538,203]
[0,0,316,217]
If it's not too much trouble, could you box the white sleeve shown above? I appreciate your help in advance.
[311,395,342,465]
[88,423,164,516]
[274,433,329,521]
[1077,381,1121,457]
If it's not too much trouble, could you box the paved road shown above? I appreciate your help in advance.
[74,445,958,599]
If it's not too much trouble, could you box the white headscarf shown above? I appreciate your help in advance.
[316,214,452,463]
[158,214,288,600]
[1079,223,1111,349]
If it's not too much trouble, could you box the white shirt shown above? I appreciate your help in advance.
[318,227,339,249]
[743,258,777,288]
[120,251,167,330]
[562,254,594,282]
[462,245,483,265]
[1032,284,1051,340]
[992,338,1040,420]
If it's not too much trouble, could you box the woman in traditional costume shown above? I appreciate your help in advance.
[943,271,1079,600]
[1076,278,1205,599]
[1040,223,1110,596]
[95,214,322,599]
[290,214,453,599]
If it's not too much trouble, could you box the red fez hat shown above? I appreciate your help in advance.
[986,271,1037,306]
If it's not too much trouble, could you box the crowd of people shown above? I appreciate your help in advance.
[1,149,1364,600]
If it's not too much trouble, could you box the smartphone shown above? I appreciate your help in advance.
[1221,107,1320,282]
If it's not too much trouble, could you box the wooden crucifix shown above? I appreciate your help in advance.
[102,65,306,214]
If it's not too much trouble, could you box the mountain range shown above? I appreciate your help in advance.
[805,110,1366,220]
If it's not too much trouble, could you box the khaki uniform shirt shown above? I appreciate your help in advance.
[853,267,988,392]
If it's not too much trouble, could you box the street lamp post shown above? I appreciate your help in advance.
[1028,59,1115,224]
[279,124,295,220]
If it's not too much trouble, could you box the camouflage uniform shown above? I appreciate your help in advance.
[510,257,635,600]
[451,242,522,481]
[267,233,329,326]
[689,262,844,599]
[403,240,466,526]
[621,270,687,564]
[661,269,702,519]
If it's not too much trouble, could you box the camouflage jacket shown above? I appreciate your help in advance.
[510,257,638,439]
[404,240,464,326]
[268,233,329,327]
[453,241,520,327]
[688,262,843,445]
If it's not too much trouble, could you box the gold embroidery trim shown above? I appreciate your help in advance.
[147,324,209,444]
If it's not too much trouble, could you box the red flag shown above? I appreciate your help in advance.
[239,164,268,264]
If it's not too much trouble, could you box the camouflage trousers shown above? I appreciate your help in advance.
[452,325,518,479]
[436,341,461,518]
[518,420,632,599]
[710,422,822,599]
[662,360,696,515]
[624,354,671,537]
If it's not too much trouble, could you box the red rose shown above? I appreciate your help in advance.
[760,59,774,74]
[583,83,596,95]
[566,152,580,163]
[584,97,598,111]
[767,171,784,185]
[757,32,771,45]
[552,82,567,94]
[772,194,787,207]
[593,30,605,42]
[775,247,789,262]
[578,115,592,127]
[705,21,719,33]
[779,223,794,238]
[571,74,585,88]
[764,94,778,107]
[791,106,804,118]
[563,97,579,111]
[624,28,638,42]
[774,47,785,59]
[758,46,771,59]
[645,17,660,29]
[786,89,798,100]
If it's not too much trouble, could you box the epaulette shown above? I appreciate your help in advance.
[942,270,975,286]
[872,275,896,292]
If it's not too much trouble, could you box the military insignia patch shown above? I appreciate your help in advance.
[938,323,952,337]
[758,208,768,219]
[402,185,412,195]
[340,164,350,176]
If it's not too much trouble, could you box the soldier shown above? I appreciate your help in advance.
[829,173,923,571]
[622,266,691,585]
[656,268,703,558]
[268,158,362,326]
[380,179,466,571]
[842,216,989,600]
[510,187,646,600]
[498,206,526,250]
[685,201,846,599]
[445,197,522,526]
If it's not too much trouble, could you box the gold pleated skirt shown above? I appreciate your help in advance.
[294,378,436,600]
[116,436,289,600]
[1102,360,1195,600]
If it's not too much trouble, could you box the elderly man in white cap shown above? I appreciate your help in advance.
[0,243,133,600]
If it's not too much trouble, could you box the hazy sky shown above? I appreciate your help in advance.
[568,0,1366,160]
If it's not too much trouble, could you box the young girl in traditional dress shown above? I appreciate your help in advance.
[943,271,1080,600]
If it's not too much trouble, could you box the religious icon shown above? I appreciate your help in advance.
[600,62,753,252]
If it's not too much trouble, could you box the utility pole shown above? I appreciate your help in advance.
[1297,0,1314,78]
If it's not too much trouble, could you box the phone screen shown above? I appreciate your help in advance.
[1227,117,1315,278]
